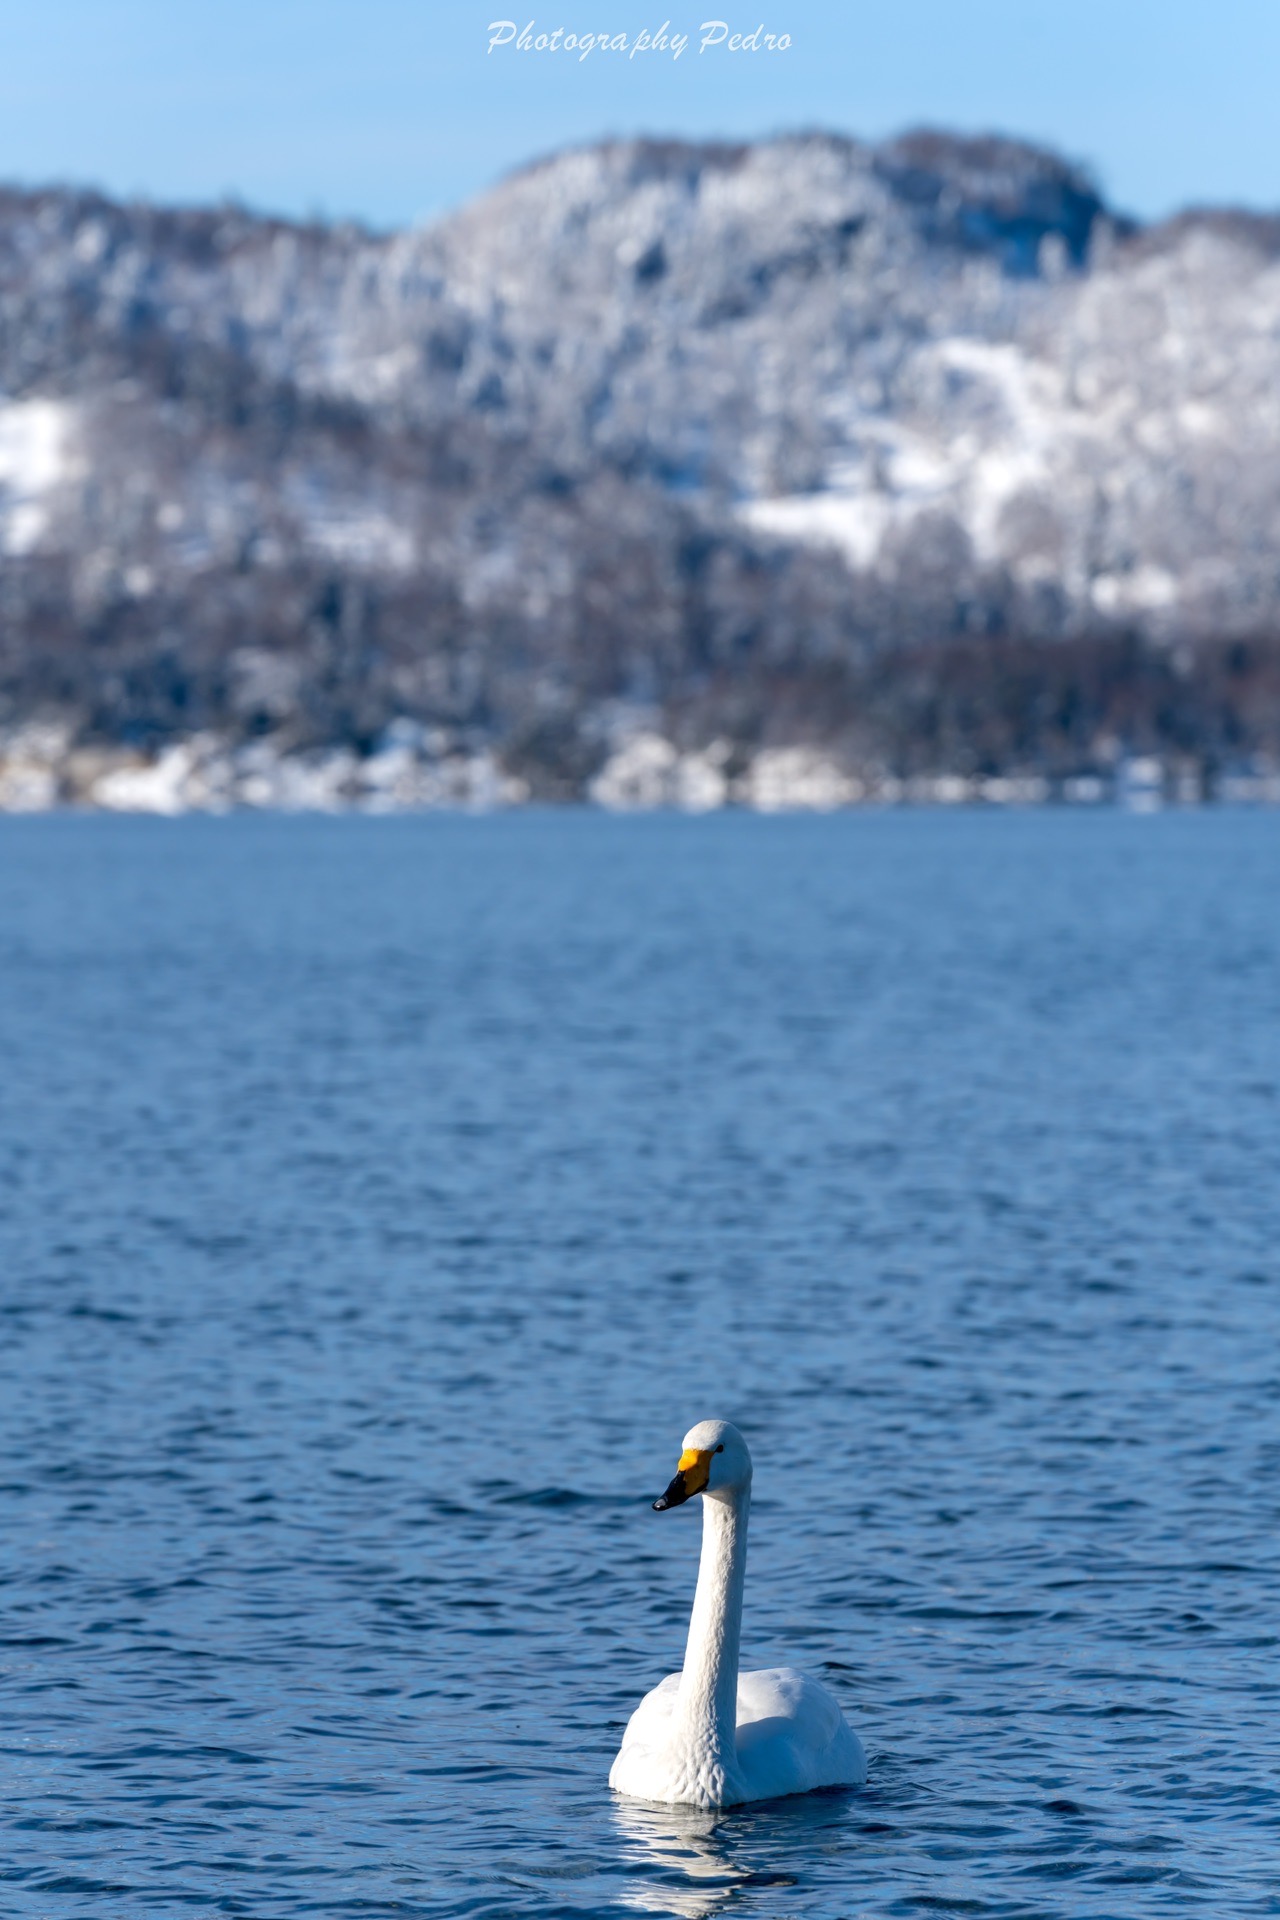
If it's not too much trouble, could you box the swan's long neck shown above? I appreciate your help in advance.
[676,1483,749,1759]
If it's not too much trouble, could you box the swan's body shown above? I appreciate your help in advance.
[610,1420,866,1808]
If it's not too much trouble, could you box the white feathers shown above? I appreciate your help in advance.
[609,1421,866,1808]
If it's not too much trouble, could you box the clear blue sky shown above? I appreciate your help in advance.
[0,1,1274,230]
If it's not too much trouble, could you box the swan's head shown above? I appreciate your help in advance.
[652,1419,752,1511]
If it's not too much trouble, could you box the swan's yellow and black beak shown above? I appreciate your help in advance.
[653,1447,713,1511]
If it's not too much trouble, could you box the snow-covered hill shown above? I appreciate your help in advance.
[2,131,1279,806]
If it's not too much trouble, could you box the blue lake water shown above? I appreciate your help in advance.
[2,810,1280,1918]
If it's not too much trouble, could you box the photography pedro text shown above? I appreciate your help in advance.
[487,19,792,59]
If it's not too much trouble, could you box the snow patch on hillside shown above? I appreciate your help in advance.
[0,400,83,554]
[742,336,1098,590]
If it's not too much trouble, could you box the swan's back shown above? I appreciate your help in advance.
[610,1667,866,1804]
[736,1667,867,1798]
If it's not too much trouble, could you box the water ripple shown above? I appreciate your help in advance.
[1,812,1279,1916]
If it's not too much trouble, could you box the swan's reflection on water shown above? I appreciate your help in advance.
[612,1800,752,1918]
[612,1791,856,1917]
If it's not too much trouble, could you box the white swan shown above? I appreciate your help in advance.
[610,1419,866,1808]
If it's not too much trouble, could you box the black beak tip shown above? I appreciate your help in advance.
[652,1495,670,1511]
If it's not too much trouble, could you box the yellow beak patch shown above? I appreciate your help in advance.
[676,1448,713,1495]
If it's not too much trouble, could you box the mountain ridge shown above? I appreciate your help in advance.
[2,128,1280,809]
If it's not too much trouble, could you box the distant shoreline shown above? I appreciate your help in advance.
[1,726,1273,816]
